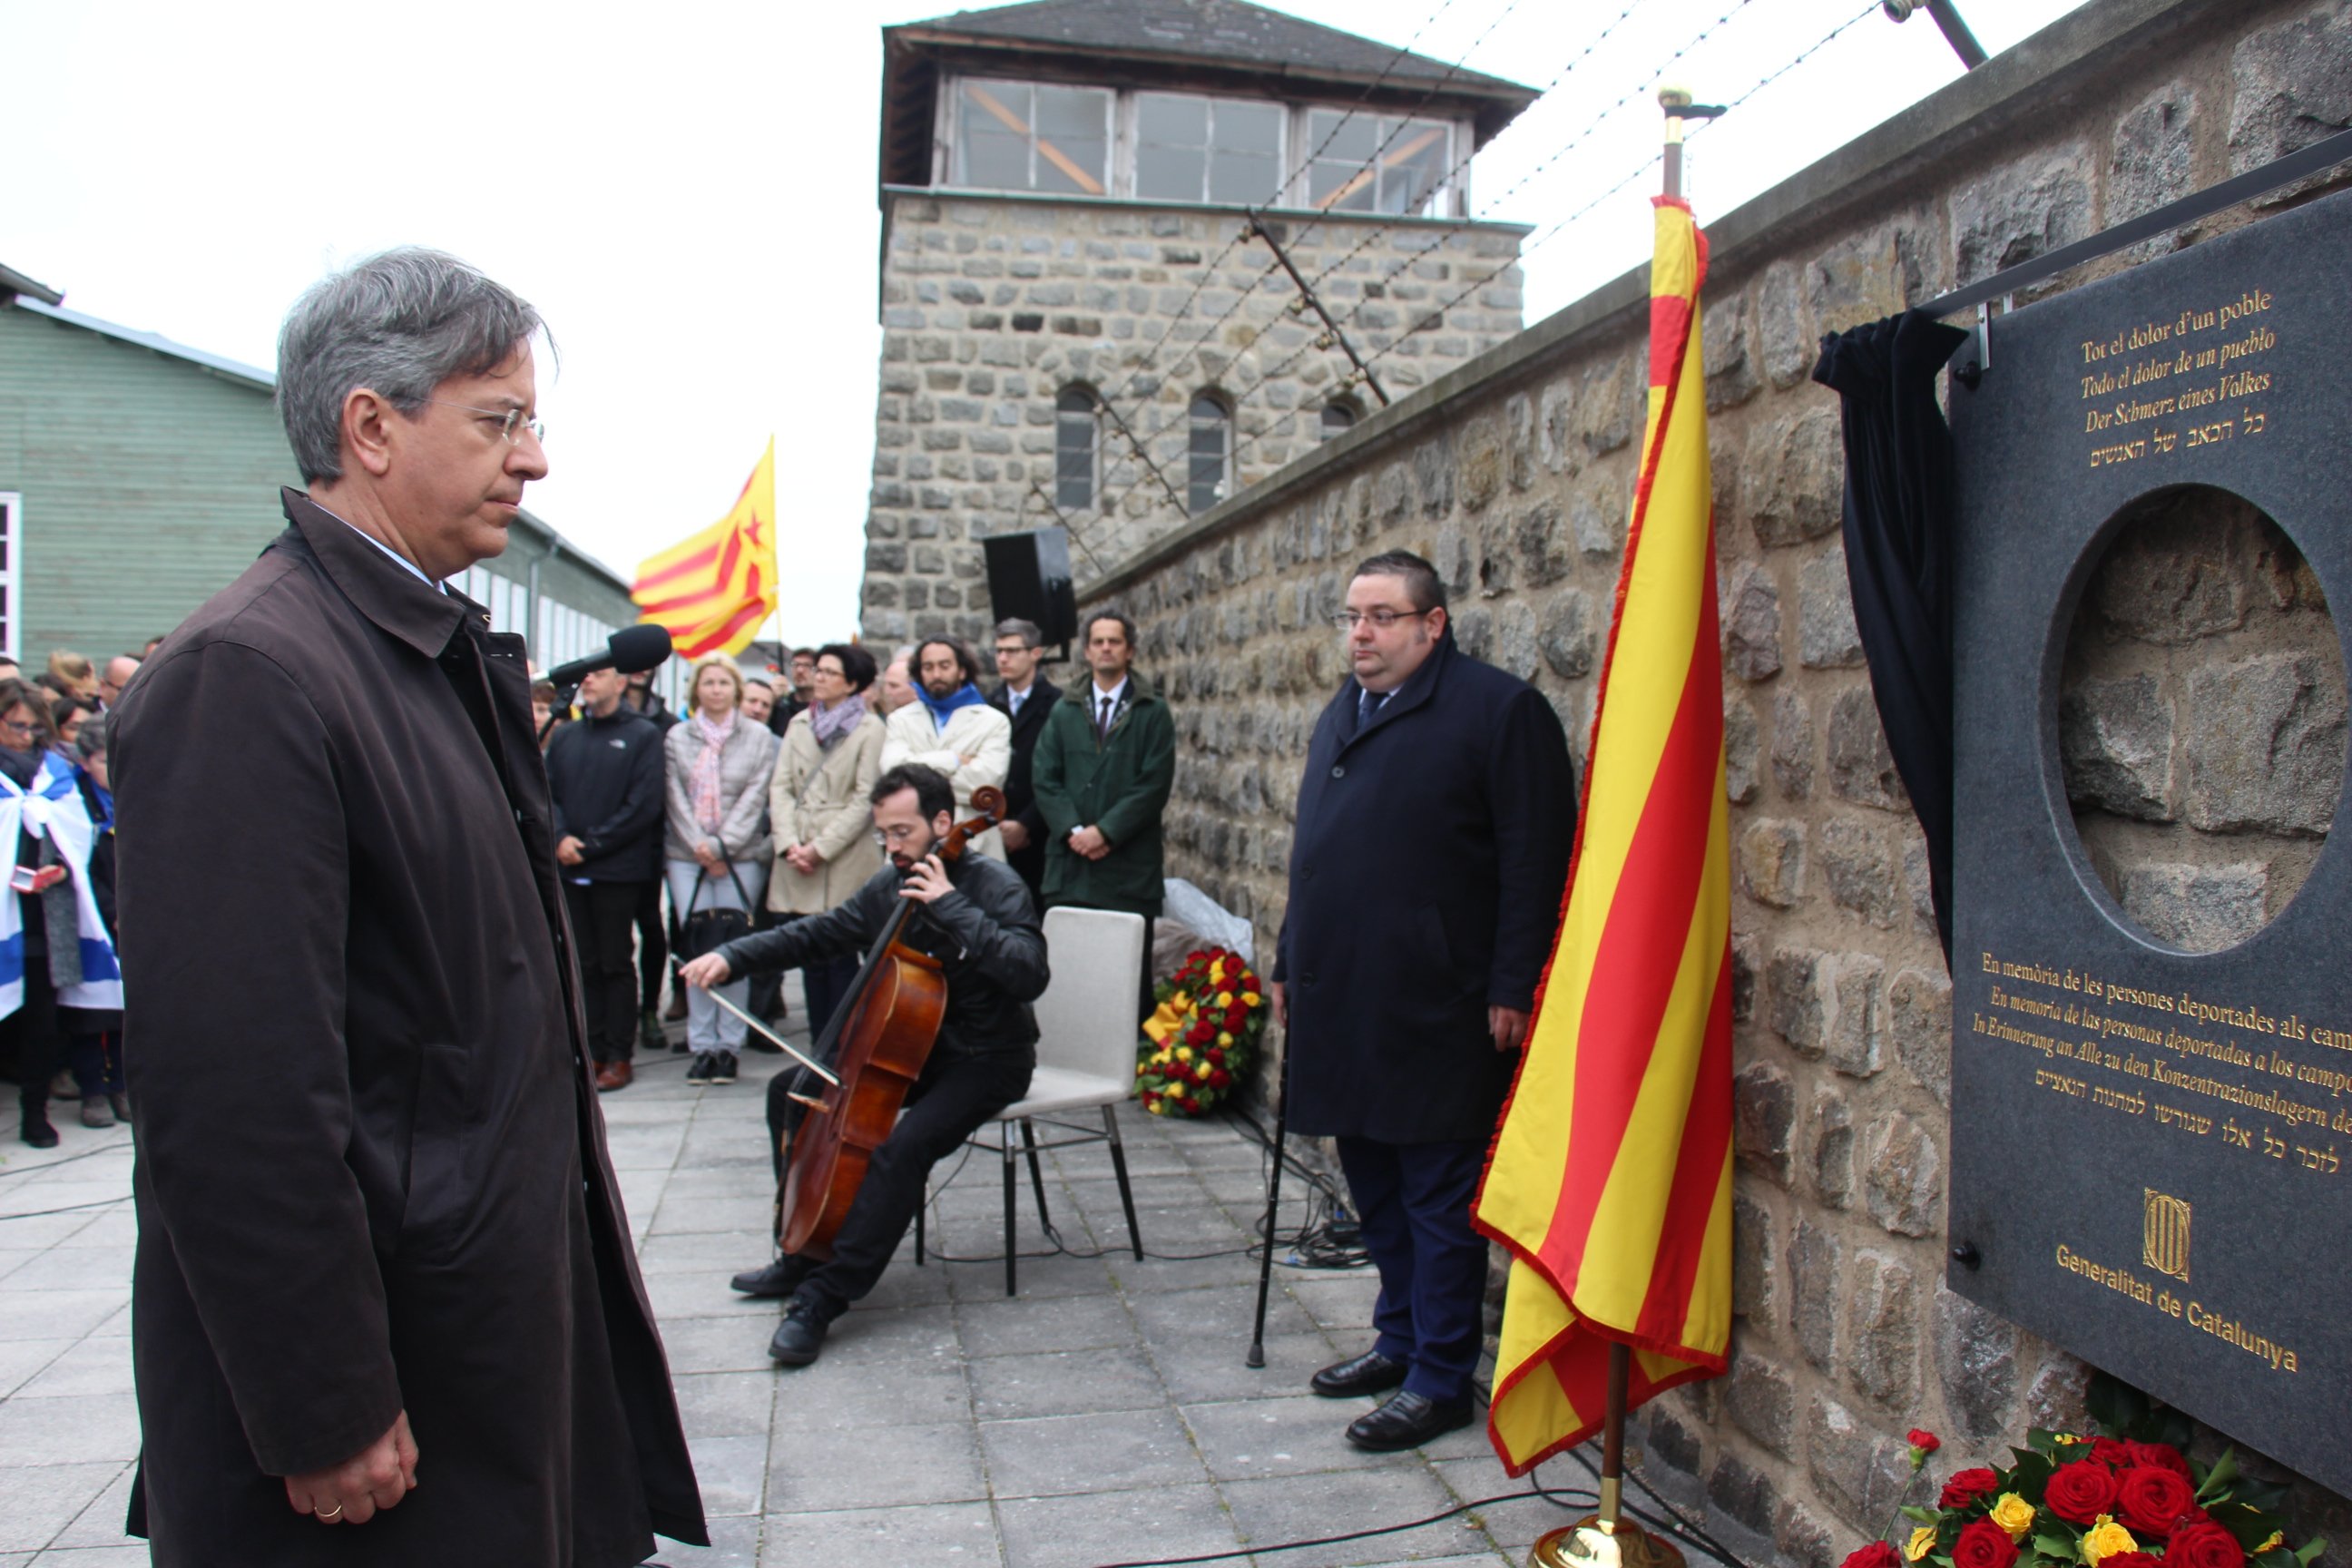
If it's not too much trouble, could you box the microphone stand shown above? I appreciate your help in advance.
[1244,1045,1290,1368]
[537,680,580,746]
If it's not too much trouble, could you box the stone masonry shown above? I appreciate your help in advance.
[862,195,1528,646]
[1039,0,2352,1559]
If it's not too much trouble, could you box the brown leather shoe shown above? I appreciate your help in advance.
[594,1060,633,1093]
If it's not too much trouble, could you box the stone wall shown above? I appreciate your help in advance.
[2060,493,2347,953]
[862,191,1527,647]
[1065,0,2352,1557]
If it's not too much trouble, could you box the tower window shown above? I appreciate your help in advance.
[1305,112,1455,215]
[1135,93,1286,206]
[1188,394,1232,514]
[956,78,1112,196]
[1055,387,1101,511]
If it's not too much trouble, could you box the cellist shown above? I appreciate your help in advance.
[677,762,1046,1366]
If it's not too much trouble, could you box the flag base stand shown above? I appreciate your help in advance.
[1528,1345,1683,1568]
[1527,1498,1686,1568]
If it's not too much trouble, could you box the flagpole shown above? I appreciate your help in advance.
[1523,83,1705,1568]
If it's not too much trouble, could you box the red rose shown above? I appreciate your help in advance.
[2124,1441,2192,1478]
[2090,1437,2133,1466]
[2115,1465,2198,1538]
[1939,1467,2000,1509]
[1907,1429,1941,1455]
[2170,1524,2247,1568]
[1953,1518,2020,1568]
[1840,1544,1903,1568]
[1210,1068,1232,1088]
[1206,1047,1225,1065]
[1186,1022,1214,1046]
[2044,1458,2122,1525]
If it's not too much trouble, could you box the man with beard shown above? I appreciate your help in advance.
[680,763,1044,1367]
[881,636,1010,859]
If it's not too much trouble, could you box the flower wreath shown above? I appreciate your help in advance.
[1136,946,1267,1116]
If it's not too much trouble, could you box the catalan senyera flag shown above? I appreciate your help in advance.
[632,438,778,659]
[1471,196,1733,1475]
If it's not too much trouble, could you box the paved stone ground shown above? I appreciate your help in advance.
[0,999,1612,1566]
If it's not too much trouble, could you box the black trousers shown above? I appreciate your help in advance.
[1,966,67,1119]
[765,1048,1033,1313]
[1335,1135,1491,1404]
[745,908,786,1023]
[634,876,669,1014]
[565,879,649,1063]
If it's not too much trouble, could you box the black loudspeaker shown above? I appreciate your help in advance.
[982,528,1077,647]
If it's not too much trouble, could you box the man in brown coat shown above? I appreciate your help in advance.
[110,249,705,1564]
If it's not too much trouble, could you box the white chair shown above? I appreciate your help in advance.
[915,906,1147,1294]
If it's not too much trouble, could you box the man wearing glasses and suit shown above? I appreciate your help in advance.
[1271,550,1576,1454]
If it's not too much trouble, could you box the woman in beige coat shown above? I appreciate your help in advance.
[769,642,887,1040]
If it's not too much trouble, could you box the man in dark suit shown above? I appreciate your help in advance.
[1272,550,1575,1453]
[986,617,1062,900]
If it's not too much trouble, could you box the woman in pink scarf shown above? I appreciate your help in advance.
[662,658,779,1085]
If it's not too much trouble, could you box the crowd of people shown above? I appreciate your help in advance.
[534,612,1178,1093]
[0,645,144,1147]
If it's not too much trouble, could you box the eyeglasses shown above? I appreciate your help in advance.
[0,718,34,740]
[870,824,928,849]
[1329,607,1433,631]
[431,400,547,446]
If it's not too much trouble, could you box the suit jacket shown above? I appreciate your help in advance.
[989,674,1063,890]
[111,490,704,1564]
[1275,630,1576,1143]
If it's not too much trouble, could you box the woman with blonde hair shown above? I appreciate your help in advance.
[768,642,886,1041]
[663,657,779,1085]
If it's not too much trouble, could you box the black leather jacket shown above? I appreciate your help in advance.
[715,853,1048,1060]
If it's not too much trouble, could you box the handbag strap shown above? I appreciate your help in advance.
[689,862,755,914]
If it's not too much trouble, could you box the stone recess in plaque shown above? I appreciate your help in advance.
[1947,183,2352,1490]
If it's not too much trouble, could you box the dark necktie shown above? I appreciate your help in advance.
[1095,693,1114,741]
[1357,687,1388,730]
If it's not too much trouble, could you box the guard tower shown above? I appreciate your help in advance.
[861,0,1537,646]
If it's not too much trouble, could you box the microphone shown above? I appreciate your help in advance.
[544,623,673,688]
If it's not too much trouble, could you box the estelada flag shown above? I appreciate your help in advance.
[1472,196,1733,1475]
[632,438,778,659]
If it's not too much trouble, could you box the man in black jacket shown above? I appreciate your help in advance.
[1273,551,1575,1453]
[680,763,1044,1367]
[545,665,666,1091]
[987,617,1062,899]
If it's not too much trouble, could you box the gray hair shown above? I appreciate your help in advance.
[276,248,545,485]
[994,618,1044,649]
[77,710,109,762]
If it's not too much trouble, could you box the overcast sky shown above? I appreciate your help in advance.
[3,0,2087,643]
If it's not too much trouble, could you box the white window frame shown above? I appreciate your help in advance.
[946,75,1116,197]
[0,493,18,661]
[933,76,1474,216]
[1297,108,1463,218]
[1128,90,1291,208]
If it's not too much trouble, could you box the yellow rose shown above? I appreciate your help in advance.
[1242,990,1262,1006]
[2081,1518,2138,1566]
[1906,1527,1937,1563]
[2256,1535,2286,1557]
[1196,1062,1213,1082]
[1217,991,1233,1008]
[1989,1495,2035,1543]
[1176,1046,1193,1063]
[1218,1031,1234,1046]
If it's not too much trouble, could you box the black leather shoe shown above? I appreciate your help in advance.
[1310,1349,1409,1398]
[730,1257,812,1298]
[768,1295,833,1367]
[1345,1389,1475,1452]
[19,1112,58,1150]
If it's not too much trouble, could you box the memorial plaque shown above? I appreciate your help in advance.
[1948,184,2352,1487]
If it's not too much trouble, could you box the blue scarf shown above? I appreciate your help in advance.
[916,681,987,731]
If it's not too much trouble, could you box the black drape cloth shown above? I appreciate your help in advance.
[1810,309,1970,969]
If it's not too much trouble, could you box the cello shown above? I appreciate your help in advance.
[768,784,1006,1260]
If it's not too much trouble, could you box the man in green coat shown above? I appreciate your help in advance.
[1031,612,1176,1017]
